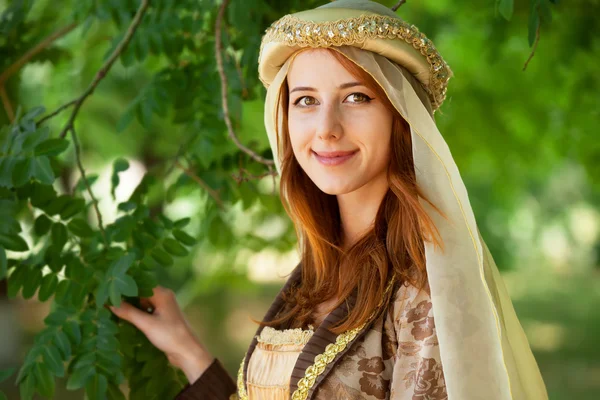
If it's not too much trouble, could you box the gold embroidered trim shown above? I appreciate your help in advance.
[257,325,315,346]
[237,356,247,400]
[260,14,452,110]
[236,275,396,400]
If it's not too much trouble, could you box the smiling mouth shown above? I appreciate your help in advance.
[312,150,358,166]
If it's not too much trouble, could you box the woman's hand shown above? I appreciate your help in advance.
[108,286,215,384]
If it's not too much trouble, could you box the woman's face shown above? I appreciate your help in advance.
[286,49,393,196]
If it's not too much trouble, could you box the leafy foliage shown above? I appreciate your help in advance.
[0,0,597,399]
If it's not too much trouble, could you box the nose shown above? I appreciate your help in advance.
[315,102,343,141]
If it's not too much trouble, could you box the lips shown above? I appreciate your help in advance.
[312,149,358,166]
[313,150,358,158]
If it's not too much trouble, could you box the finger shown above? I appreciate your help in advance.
[139,298,155,314]
[147,286,177,310]
[142,286,171,304]
[109,301,153,331]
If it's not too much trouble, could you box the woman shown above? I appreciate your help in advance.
[109,1,549,399]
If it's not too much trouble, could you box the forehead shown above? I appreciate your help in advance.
[287,49,356,87]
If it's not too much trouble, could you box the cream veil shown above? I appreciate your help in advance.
[258,2,548,399]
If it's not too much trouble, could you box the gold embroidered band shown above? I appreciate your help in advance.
[235,275,397,400]
[259,14,452,111]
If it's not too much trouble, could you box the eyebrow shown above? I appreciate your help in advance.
[289,81,364,94]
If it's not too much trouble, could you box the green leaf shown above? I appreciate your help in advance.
[528,6,540,46]
[38,273,58,301]
[23,106,46,120]
[150,248,173,267]
[99,253,138,308]
[498,0,514,20]
[34,138,69,157]
[112,252,136,276]
[19,373,35,400]
[95,279,109,309]
[68,218,94,237]
[30,183,57,208]
[51,223,68,250]
[0,392,6,400]
[538,0,552,23]
[117,201,137,212]
[132,230,156,250]
[54,279,70,304]
[0,367,16,383]
[21,268,42,299]
[34,214,52,236]
[59,197,85,219]
[42,194,71,216]
[7,265,26,298]
[64,320,81,346]
[31,156,55,184]
[85,373,108,400]
[34,363,55,398]
[115,274,138,297]
[44,245,64,273]
[11,157,33,187]
[0,156,18,187]
[111,158,130,200]
[74,174,98,193]
[0,247,6,280]
[172,229,196,246]
[162,238,188,257]
[173,218,192,229]
[0,232,29,252]
[42,346,64,377]
[116,107,135,133]
[54,330,72,359]
[107,382,126,400]
[66,363,94,390]
[21,126,49,150]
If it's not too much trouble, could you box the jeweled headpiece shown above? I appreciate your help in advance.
[258,0,453,111]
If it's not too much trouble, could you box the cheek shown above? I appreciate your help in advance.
[288,118,312,156]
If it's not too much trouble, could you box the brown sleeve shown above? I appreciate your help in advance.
[174,358,237,400]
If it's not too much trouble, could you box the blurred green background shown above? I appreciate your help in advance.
[0,0,598,398]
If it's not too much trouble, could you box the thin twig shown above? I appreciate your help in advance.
[37,99,77,125]
[0,23,78,85]
[175,160,224,209]
[231,168,277,184]
[69,126,109,247]
[0,85,14,122]
[523,19,541,71]
[391,0,407,12]
[215,0,274,166]
[40,0,150,135]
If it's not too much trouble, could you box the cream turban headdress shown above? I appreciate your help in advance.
[258,1,549,399]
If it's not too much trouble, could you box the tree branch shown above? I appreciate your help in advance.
[0,23,78,85]
[215,0,274,166]
[37,99,77,125]
[0,85,14,122]
[175,160,224,209]
[69,126,109,247]
[231,168,277,184]
[38,0,150,133]
[391,0,407,12]
[523,19,541,71]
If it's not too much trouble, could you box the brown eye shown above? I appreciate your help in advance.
[295,96,317,106]
[346,93,372,103]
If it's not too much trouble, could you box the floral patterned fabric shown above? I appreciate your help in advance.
[241,280,448,400]
[310,280,448,400]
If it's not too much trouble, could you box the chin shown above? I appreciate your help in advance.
[312,178,358,195]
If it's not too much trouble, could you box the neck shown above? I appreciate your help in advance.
[337,173,389,250]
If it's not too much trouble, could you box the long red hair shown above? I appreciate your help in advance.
[262,49,444,334]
